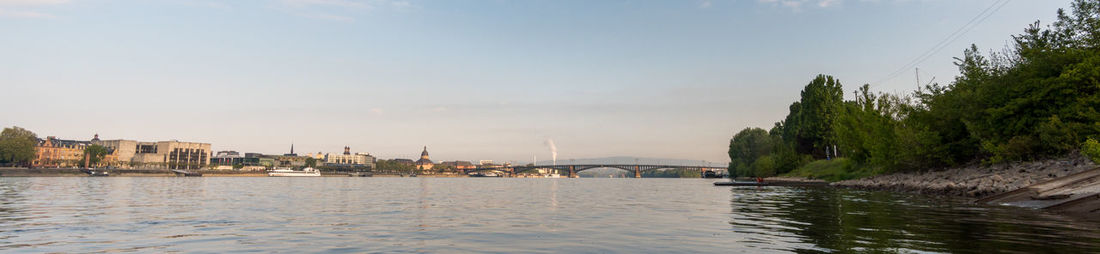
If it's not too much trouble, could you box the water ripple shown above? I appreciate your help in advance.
[0,178,1097,252]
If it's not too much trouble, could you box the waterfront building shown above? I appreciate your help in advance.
[438,161,475,171]
[211,151,263,170]
[272,155,307,168]
[33,134,118,168]
[33,136,87,168]
[323,146,375,170]
[92,138,211,170]
[415,146,434,171]
[392,159,414,166]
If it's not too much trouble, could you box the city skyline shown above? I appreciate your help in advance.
[1,0,1071,163]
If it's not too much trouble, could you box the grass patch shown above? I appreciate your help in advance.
[784,158,875,182]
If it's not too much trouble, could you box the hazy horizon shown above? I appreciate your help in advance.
[1,0,1070,163]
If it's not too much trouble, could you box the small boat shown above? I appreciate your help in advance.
[348,172,372,177]
[713,181,766,186]
[82,168,109,177]
[545,173,562,178]
[171,169,203,177]
[268,167,321,177]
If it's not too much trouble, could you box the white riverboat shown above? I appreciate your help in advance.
[268,167,321,177]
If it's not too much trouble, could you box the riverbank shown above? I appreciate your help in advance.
[832,153,1099,198]
[0,168,272,177]
[0,168,477,177]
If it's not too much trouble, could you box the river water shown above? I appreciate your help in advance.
[0,177,1097,253]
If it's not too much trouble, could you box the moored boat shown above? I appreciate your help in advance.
[81,168,109,177]
[268,167,321,177]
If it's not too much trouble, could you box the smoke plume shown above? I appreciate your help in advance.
[544,139,558,165]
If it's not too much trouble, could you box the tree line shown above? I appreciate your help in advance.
[730,0,1100,179]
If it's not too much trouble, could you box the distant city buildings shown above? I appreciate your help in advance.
[27,132,461,173]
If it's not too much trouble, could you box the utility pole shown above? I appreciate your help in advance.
[916,67,920,89]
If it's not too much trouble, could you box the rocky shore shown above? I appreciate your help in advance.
[833,153,1098,198]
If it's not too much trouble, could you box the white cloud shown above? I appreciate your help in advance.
[276,0,414,21]
[0,0,67,18]
[0,0,69,6]
[0,8,52,18]
[291,11,354,21]
[699,0,712,8]
[757,0,845,11]
[282,0,369,9]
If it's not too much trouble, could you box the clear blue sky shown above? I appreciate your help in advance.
[0,0,1071,164]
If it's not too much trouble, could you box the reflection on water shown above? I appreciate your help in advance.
[729,187,1100,253]
[0,177,1097,253]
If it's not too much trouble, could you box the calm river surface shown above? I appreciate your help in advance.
[1,177,1098,253]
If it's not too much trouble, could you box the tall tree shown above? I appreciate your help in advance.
[791,75,845,158]
[83,144,109,167]
[0,126,38,166]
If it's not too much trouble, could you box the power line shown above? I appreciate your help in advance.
[872,0,1012,87]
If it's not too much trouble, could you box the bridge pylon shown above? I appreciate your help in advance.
[569,166,577,178]
[634,165,641,178]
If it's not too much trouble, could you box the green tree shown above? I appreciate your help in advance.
[83,144,109,167]
[728,127,773,177]
[783,75,846,158]
[305,157,317,168]
[0,126,38,166]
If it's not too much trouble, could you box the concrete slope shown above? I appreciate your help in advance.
[979,167,1100,216]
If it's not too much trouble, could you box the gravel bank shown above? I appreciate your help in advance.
[833,153,1098,198]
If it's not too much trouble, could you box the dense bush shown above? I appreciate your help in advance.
[729,0,1100,179]
[1084,138,1100,164]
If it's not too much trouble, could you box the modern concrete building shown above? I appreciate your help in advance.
[93,138,211,170]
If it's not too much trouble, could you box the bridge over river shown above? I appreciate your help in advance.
[466,164,727,178]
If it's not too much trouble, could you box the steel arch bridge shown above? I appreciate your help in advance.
[466,164,727,178]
